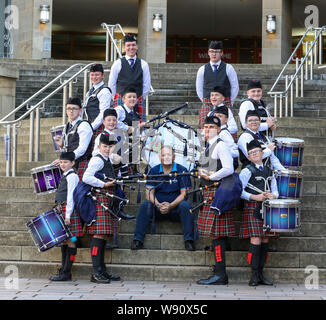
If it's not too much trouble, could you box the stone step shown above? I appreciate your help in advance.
[1,245,325,270]
[0,227,325,252]
[1,260,325,283]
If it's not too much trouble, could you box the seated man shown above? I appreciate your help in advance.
[131,145,195,251]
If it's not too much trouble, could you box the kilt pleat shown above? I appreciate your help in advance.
[197,186,236,238]
[57,203,83,237]
[239,200,278,239]
[76,158,89,182]
[86,187,118,235]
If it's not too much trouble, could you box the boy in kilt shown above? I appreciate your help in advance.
[49,151,81,281]
[196,115,235,285]
[239,139,279,286]
[53,97,93,181]
[82,133,121,283]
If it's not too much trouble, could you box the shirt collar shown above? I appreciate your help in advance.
[123,103,132,113]
[93,81,104,90]
[210,60,221,67]
[208,135,219,145]
[63,169,74,176]
[159,162,177,173]
[125,54,137,61]
[70,116,82,127]
[254,163,264,169]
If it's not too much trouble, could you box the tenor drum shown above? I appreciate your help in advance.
[274,137,304,168]
[31,164,62,195]
[50,125,65,152]
[26,209,72,252]
[142,120,202,170]
[275,169,303,199]
[263,199,301,233]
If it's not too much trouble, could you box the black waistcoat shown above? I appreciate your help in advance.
[96,154,115,180]
[116,57,143,97]
[55,171,75,203]
[203,61,231,98]
[244,163,273,195]
[85,84,111,123]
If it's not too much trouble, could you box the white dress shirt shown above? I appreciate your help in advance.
[239,163,279,201]
[63,169,79,219]
[208,103,238,134]
[238,99,271,132]
[108,55,151,98]
[84,81,112,130]
[82,153,109,188]
[64,116,93,161]
[237,129,285,171]
[207,136,234,181]
[115,104,133,131]
[196,60,239,104]
[218,125,239,158]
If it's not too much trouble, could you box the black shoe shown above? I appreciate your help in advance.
[131,240,143,250]
[249,272,260,287]
[102,271,121,281]
[184,240,195,251]
[258,272,273,286]
[197,274,228,285]
[90,273,111,284]
[49,272,72,281]
[117,211,135,220]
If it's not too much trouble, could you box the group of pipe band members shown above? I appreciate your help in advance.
[48,34,284,286]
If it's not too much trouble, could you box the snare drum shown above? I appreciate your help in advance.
[274,137,304,168]
[26,209,72,252]
[275,170,303,199]
[263,199,301,232]
[50,125,65,152]
[31,164,62,195]
[142,120,202,170]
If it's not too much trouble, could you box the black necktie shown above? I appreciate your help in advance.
[259,166,263,172]
[205,142,210,157]
[68,123,73,132]
[213,65,218,73]
[89,86,95,95]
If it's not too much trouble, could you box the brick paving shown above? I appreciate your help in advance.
[0,278,325,300]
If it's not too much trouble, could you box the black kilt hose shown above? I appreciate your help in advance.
[56,203,84,237]
[86,187,118,236]
[197,186,236,238]
[239,200,278,239]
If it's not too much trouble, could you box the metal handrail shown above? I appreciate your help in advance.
[267,26,326,117]
[1,61,99,177]
[0,62,96,126]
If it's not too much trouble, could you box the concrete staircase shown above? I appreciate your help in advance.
[1,58,326,119]
[0,114,326,283]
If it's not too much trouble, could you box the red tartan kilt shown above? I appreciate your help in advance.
[197,186,236,238]
[76,158,89,182]
[239,200,279,239]
[86,188,118,235]
[113,93,145,121]
[57,203,84,237]
[90,124,104,153]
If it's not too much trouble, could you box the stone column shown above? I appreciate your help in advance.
[11,0,52,59]
[138,0,167,63]
[262,0,292,64]
[0,66,19,120]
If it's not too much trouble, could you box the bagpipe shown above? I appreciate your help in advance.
[187,173,243,215]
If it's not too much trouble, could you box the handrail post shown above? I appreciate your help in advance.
[314,29,318,65]
[69,80,73,97]
[285,75,288,117]
[279,94,283,118]
[305,41,309,80]
[290,75,294,117]
[5,125,11,177]
[301,57,304,97]
[274,95,277,118]
[105,29,109,61]
[35,107,40,162]
[319,31,323,64]
[29,109,34,162]
[310,41,314,80]
[83,69,88,101]
[12,123,17,177]
[62,84,67,125]
[295,58,299,97]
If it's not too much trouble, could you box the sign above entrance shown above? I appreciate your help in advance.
[193,48,237,63]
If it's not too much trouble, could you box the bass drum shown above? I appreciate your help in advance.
[142,120,202,170]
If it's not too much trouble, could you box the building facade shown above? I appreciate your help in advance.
[1,0,325,64]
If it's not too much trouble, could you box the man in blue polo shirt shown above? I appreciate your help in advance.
[131,145,195,251]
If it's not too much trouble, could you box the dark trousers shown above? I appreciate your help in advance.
[133,200,194,243]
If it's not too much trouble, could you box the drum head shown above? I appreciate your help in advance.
[30,163,59,174]
[274,169,303,177]
[276,137,304,146]
[265,199,300,207]
[50,125,65,132]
